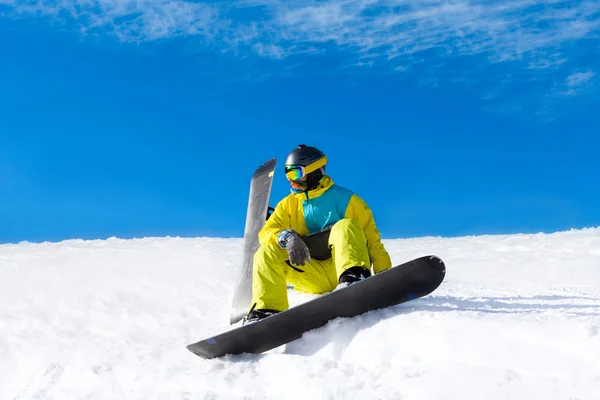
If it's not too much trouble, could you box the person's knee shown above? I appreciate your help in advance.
[331,218,360,233]
[329,218,367,248]
[330,219,364,239]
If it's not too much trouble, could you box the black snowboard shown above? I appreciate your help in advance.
[229,158,277,325]
[187,255,446,359]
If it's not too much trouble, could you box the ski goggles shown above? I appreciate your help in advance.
[285,156,327,181]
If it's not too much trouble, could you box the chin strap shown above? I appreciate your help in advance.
[290,180,308,193]
[290,170,326,194]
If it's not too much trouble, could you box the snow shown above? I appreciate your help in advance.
[1,229,600,399]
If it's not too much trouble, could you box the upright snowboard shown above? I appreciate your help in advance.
[229,159,277,325]
[188,255,446,359]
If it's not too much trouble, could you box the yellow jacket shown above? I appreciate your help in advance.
[258,176,392,273]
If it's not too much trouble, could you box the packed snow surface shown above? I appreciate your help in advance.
[1,228,600,399]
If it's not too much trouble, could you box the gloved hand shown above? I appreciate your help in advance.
[277,230,311,266]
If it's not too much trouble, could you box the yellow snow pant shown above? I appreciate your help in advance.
[251,219,371,312]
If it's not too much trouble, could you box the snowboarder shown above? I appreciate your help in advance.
[246,144,392,323]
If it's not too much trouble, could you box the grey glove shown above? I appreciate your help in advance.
[277,230,311,266]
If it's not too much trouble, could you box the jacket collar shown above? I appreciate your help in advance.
[292,175,334,200]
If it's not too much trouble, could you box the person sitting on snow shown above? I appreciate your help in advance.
[245,144,392,323]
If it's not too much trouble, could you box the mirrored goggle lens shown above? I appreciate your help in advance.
[285,165,305,181]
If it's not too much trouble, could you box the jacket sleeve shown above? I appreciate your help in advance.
[345,195,392,274]
[258,198,291,247]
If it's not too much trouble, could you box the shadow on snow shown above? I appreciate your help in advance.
[221,293,600,360]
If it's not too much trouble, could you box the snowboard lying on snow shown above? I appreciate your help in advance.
[187,255,446,359]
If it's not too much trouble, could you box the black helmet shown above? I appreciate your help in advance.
[285,144,327,191]
[285,144,326,166]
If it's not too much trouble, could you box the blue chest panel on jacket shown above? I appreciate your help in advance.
[303,185,354,234]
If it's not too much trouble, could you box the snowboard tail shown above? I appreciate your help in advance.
[229,159,277,325]
[188,255,446,359]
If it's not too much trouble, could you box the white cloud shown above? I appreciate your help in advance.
[2,0,599,104]
[254,0,600,64]
[566,71,595,88]
[1,0,221,41]
[3,0,598,62]
[555,70,596,96]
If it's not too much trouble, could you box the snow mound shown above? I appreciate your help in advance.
[1,229,599,399]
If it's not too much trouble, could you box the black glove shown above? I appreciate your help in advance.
[277,230,311,266]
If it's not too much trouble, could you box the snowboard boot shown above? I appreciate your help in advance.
[243,308,280,325]
[336,266,371,290]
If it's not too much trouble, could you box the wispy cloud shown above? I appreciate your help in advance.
[3,0,598,60]
[265,0,597,64]
[566,71,595,87]
[1,0,221,41]
[2,0,599,107]
[555,70,596,97]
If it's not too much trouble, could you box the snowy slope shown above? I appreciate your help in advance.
[1,229,599,399]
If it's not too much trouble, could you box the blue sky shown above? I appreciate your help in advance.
[1,0,599,244]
